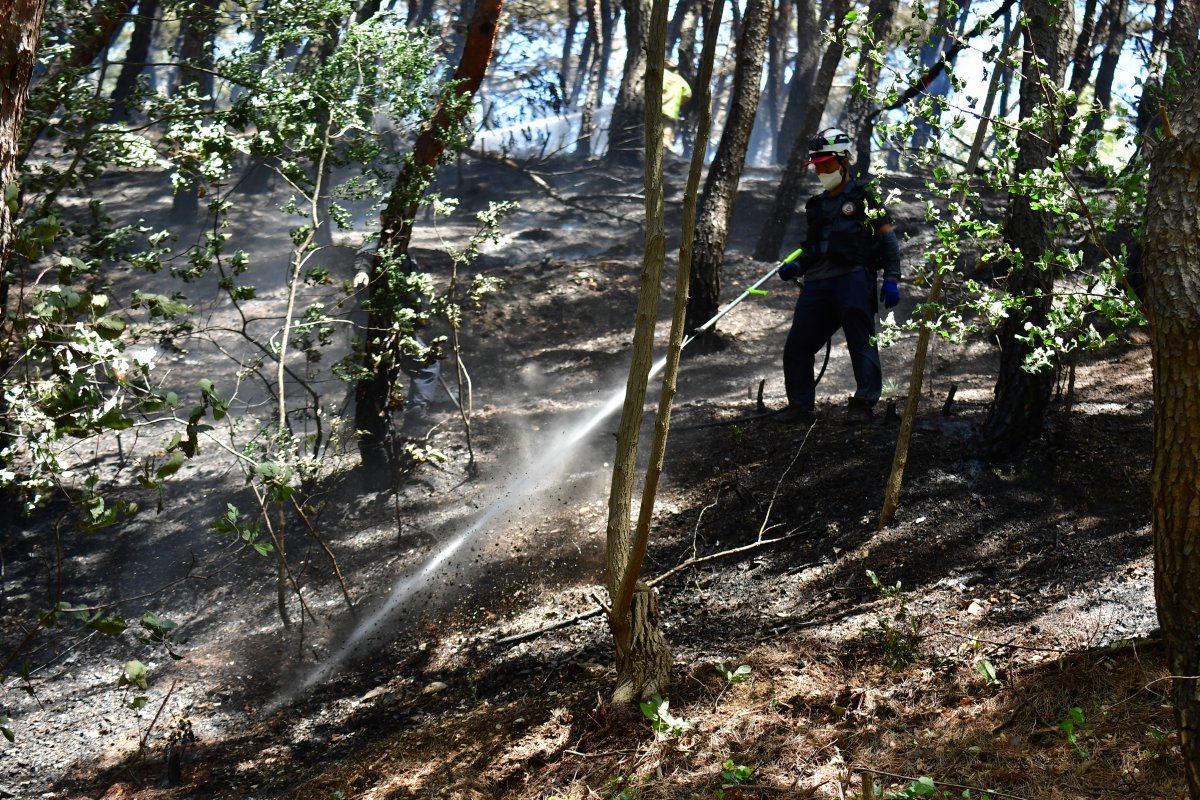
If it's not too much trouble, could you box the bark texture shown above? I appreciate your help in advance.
[355,0,503,479]
[1,0,49,270]
[606,0,650,166]
[752,0,851,262]
[981,0,1070,453]
[605,0,672,701]
[1143,79,1200,799]
[683,0,772,345]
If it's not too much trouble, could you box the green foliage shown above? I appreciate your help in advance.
[1060,706,1089,759]
[602,774,643,800]
[720,759,753,785]
[714,662,752,684]
[884,776,994,799]
[639,693,691,737]
[975,657,1000,687]
[862,570,923,669]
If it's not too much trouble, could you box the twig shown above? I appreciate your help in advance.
[497,530,810,646]
[139,679,178,754]
[853,767,1032,800]
[758,422,816,540]
[290,495,354,610]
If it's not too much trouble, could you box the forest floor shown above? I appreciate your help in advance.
[1,154,1178,799]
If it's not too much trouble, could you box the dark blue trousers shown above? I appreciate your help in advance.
[783,268,881,410]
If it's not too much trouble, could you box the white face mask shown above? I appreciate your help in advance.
[817,168,844,191]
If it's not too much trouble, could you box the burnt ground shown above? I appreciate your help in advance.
[0,154,1178,799]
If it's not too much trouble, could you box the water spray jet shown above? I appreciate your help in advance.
[275,255,796,708]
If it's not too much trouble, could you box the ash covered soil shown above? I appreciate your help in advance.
[2,156,1177,799]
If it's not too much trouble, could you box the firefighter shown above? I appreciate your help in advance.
[776,127,901,425]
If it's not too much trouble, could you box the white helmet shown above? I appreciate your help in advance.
[806,127,852,163]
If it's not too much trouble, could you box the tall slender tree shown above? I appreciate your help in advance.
[356,0,504,478]
[775,0,821,164]
[109,0,160,120]
[752,0,852,262]
[1081,0,1129,138]
[1143,78,1200,800]
[981,0,1073,452]
[839,0,898,169]
[683,0,772,347]
[606,0,650,166]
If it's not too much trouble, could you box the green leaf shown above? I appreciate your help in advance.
[127,696,149,710]
[977,657,999,685]
[87,614,128,636]
[119,659,149,690]
[94,315,126,340]
[156,450,186,480]
[845,8,858,20]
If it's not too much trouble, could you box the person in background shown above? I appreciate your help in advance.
[776,127,902,426]
[662,61,693,154]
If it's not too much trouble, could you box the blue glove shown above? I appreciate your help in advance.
[880,279,900,308]
[779,261,802,282]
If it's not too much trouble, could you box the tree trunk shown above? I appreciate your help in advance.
[748,0,790,164]
[981,0,1071,454]
[561,0,581,103]
[676,0,700,156]
[355,0,503,479]
[1,0,51,519]
[18,0,135,162]
[775,0,820,165]
[606,0,674,703]
[109,0,160,120]
[1055,0,1098,146]
[1081,0,1127,138]
[752,0,851,262]
[606,0,650,166]
[682,0,772,347]
[170,0,221,220]
[577,0,603,155]
[1138,0,1197,138]
[840,0,898,169]
[1143,79,1200,800]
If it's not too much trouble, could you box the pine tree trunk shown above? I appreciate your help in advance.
[109,0,160,120]
[561,0,581,102]
[981,0,1070,454]
[356,0,503,479]
[682,0,771,348]
[606,0,650,166]
[840,0,898,169]
[747,0,790,164]
[577,0,603,155]
[752,0,850,262]
[1055,0,1098,146]
[170,0,221,221]
[1081,0,1127,137]
[1143,79,1200,800]
[775,0,820,165]
[19,0,134,161]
